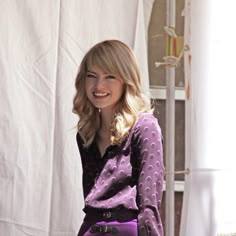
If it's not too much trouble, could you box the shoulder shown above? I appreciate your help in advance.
[76,131,85,149]
[131,112,162,141]
[134,112,161,132]
[76,131,82,143]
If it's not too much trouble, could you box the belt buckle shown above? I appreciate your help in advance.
[103,225,116,233]
[103,225,109,233]
[102,211,112,219]
[90,224,118,234]
[90,224,101,233]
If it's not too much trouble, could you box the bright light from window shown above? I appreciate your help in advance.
[206,0,236,234]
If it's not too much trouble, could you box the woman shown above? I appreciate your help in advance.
[73,40,164,236]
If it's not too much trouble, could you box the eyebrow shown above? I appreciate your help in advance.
[87,70,96,74]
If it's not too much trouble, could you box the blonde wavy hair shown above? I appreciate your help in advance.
[73,40,153,147]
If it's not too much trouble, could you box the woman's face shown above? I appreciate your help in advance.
[85,66,124,112]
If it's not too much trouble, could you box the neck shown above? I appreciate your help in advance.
[96,109,114,153]
[96,106,116,139]
[99,109,113,132]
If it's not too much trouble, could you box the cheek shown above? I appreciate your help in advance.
[85,80,91,94]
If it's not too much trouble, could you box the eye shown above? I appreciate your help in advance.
[86,73,96,78]
[106,75,116,79]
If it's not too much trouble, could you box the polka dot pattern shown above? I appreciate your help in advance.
[76,113,164,236]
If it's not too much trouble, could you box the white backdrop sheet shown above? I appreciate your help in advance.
[0,1,154,235]
[180,0,236,235]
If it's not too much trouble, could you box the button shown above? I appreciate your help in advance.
[122,148,130,156]
[102,211,112,219]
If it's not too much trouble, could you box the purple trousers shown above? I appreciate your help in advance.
[78,219,138,236]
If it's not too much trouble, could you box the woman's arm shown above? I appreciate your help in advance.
[133,114,164,236]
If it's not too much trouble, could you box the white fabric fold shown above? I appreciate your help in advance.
[0,1,153,235]
[180,0,236,235]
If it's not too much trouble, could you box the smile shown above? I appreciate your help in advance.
[93,92,110,97]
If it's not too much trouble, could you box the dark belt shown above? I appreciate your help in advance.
[90,224,118,234]
[84,208,138,222]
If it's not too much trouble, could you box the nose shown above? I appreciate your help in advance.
[95,77,105,89]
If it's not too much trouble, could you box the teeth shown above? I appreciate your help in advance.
[94,92,108,96]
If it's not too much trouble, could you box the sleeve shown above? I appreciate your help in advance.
[133,114,164,236]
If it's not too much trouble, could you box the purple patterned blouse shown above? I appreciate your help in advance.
[76,113,164,236]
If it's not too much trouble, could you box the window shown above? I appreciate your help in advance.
[148,0,185,235]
